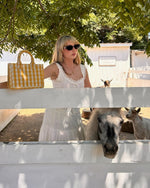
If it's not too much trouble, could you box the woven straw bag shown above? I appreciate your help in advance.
[8,50,44,89]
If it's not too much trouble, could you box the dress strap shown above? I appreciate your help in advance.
[56,62,86,81]
[80,64,86,79]
[55,62,63,80]
[55,62,62,70]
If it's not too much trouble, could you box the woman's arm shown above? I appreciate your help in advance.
[0,81,8,88]
[44,63,59,80]
[84,68,92,88]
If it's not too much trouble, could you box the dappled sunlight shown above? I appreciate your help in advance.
[113,140,150,163]
[64,173,88,188]
[72,141,104,163]
[0,87,150,109]
[105,173,133,188]
[78,87,150,109]
[105,88,113,107]
[18,173,27,188]
[0,141,150,187]
[72,144,85,163]
[0,111,44,142]
[127,94,133,107]
[19,109,45,116]
[105,172,149,188]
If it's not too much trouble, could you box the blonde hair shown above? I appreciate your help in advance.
[51,35,81,64]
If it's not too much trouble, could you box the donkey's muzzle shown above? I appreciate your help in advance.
[103,142,118,158]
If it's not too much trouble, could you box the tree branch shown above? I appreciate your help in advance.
[0,0,18,44]
[38,0,48,14]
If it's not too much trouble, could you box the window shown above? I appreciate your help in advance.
[98,56,116,66]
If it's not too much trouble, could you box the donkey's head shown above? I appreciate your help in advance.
[125,107,141,120]
[101,79,113,87]
[97,112,124,158]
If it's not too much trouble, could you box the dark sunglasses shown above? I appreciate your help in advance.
[64,44,80,51]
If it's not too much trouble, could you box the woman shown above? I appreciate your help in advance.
[0,35,92,141]
[39,35,91,141]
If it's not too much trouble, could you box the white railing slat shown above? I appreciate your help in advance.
[0,87,150,109]
[0,141,149,165]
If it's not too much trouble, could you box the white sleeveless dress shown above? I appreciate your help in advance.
[38,63,86,141]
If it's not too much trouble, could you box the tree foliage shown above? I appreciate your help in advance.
[0,0,150,64]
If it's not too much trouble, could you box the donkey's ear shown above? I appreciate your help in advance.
[136,108,141,113]
[90,108,93,112]
[125,107,129,111]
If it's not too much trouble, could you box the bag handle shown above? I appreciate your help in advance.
[17,50,35,65]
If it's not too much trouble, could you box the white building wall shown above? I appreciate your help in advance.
[85,43,132,87]
[131,50,150,80]
[132,50,150,67]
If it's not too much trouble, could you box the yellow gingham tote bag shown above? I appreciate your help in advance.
[8,50,44,89]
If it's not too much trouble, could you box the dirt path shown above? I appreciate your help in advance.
[0,109,45,142]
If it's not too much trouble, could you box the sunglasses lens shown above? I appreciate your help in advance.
[74,44,80,49]
[66,45,73,50]
[64,44,80,50]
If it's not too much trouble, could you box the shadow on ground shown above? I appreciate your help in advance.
[0,113,44,142]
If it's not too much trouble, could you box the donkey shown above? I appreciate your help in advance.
[125,107,150,139]
[101,79,113,87]
[85,108,124,158]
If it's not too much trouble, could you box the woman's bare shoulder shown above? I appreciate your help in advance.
[44,62,59,79]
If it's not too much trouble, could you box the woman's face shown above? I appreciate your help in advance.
[62,41,79,61]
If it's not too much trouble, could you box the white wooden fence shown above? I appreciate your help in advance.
[0,109,19,131]
[0,88,150,188]
[126,69,150,87]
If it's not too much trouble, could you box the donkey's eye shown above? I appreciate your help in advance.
[120,120,124,125]
[97,117,102,123]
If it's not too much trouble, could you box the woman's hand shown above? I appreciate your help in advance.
[0,81,8,88]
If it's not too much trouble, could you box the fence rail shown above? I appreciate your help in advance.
[0,141,150,188]
[126,69,150,87]
[128,70,150,75]
[0,87,150,109]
